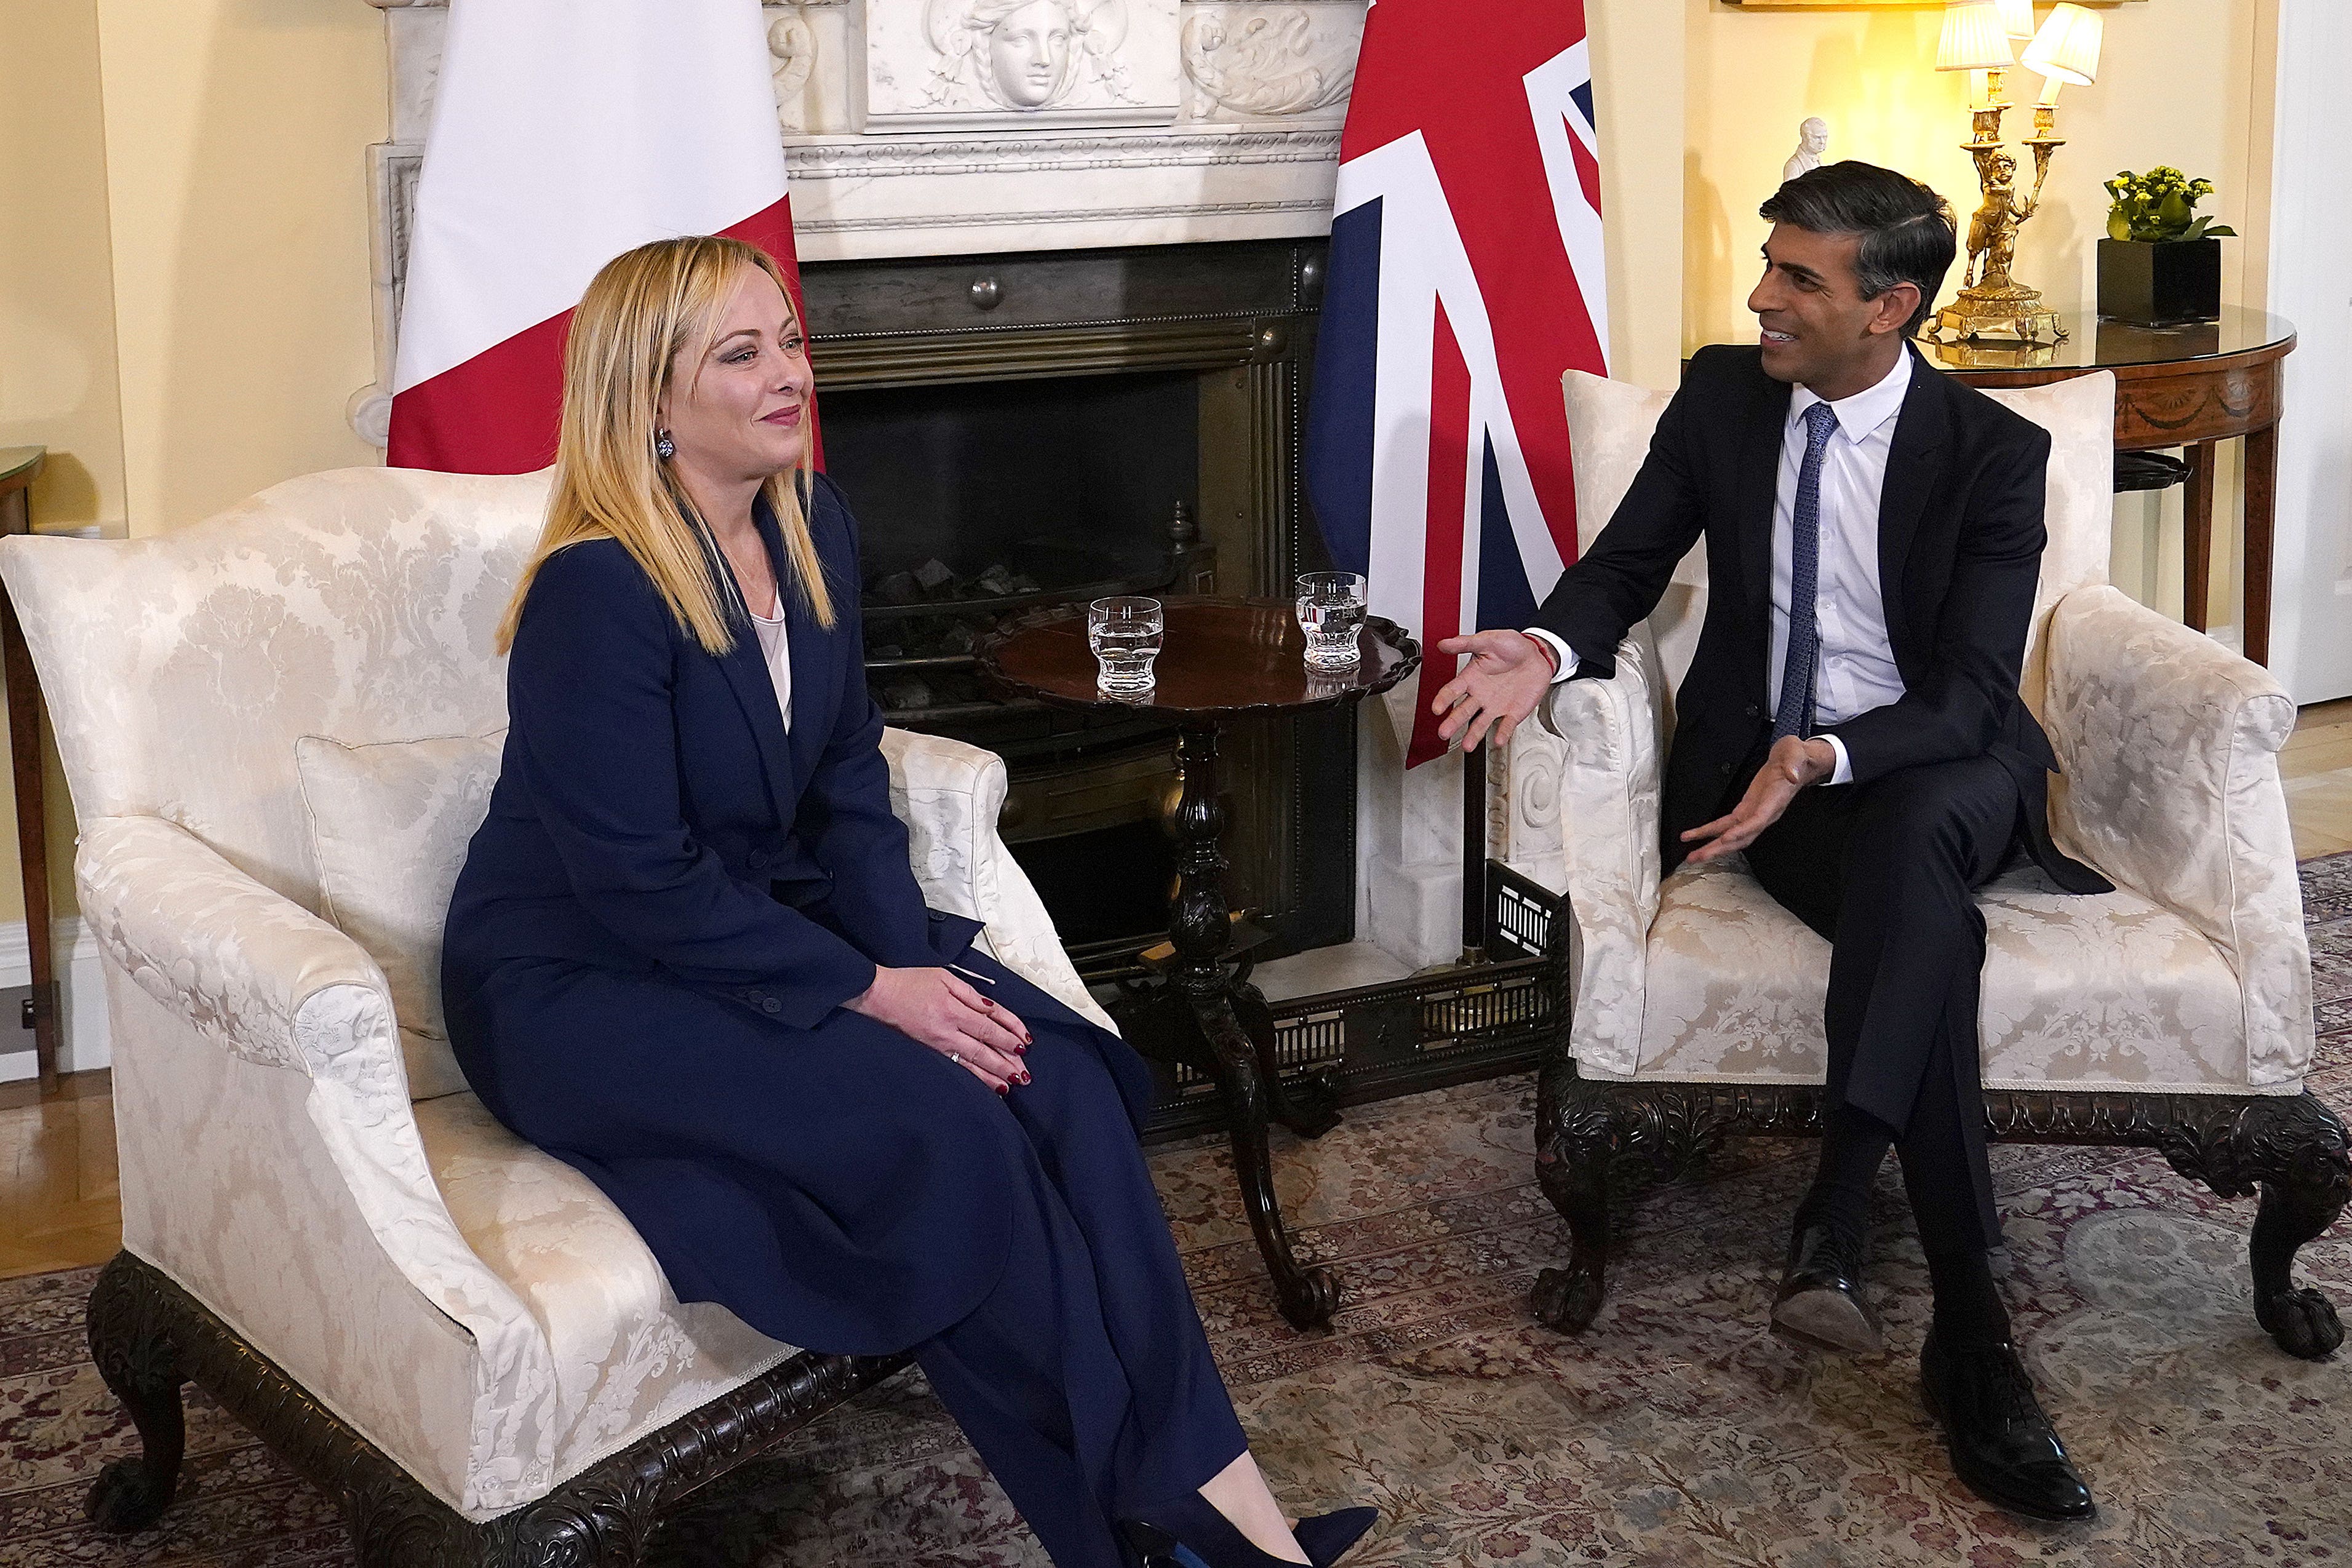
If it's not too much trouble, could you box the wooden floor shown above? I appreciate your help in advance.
[10,698,2352,1283]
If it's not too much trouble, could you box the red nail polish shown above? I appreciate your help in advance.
[996,1084,1010,1096]
[1017,1072,1032,1086]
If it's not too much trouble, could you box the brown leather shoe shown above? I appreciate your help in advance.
[1771,1222,1885,1355]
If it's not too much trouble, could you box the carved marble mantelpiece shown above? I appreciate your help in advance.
[356,0,1363,444]
[369,1,1361,267]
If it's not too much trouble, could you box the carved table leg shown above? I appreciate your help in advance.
[1230,977,1341,1139]
[2246,1092,2349,1360]
[85,1252,189,1532]
[1531,1057,1616,1334]
[1190,987,1341,1329]
[2182,439,2215,634]
[1171,722,1339,1329]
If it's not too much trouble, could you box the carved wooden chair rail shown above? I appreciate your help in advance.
[85,1251,907,1567]
[1529,1053,2351,1363]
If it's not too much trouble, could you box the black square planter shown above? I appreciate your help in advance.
[2098,237,2222,326]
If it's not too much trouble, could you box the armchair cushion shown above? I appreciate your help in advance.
[297,730,506,1101]
[1620,858,2251,1091]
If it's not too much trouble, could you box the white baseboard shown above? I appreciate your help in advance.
[0,918,111,1081]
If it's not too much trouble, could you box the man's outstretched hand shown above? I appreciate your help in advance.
[1431,631,1558,752]
[1680,735,1838,864]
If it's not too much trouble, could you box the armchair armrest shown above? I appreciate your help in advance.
[880,728,1115,1032]
[76,814,552,1431]
[1539,627,1668,1075]
[2041,585,2313,1083]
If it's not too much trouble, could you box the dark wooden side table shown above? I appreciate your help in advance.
[0,446,57,1089]
[977,596,1419,1329]
[1920,308,2296,666]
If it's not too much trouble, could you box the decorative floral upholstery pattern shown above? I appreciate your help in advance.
[297,730,506,1101]
[0,468,1107,1519]
[1550,368,2311,1095]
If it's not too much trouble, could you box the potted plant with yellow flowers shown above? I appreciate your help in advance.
[2097,166,2236,326]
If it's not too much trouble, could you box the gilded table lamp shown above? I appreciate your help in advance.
[1929,1,2102,346]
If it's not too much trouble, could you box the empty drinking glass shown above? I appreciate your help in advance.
[1295,571,1368,669]
[1088,596,1163,694]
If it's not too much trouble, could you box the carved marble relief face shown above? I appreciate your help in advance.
[923,0,1138,115]
[985,0,1076,108]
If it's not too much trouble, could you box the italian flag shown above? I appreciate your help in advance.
[387,0,808,474]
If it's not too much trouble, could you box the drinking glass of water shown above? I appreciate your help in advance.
[1088,596,1163,694]
[1295,571,1368,669]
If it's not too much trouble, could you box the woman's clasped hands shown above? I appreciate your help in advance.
[848,966,1034,1094]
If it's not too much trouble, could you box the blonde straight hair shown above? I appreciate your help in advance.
[496,236,836,657]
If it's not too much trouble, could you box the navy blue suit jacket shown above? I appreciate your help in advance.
[446,475,986,1025]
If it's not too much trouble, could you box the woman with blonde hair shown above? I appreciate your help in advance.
[439,236,1376,1568]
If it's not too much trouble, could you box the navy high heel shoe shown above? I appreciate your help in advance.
[1121,1494,1379,1568]
[1293,1506,1379,1568]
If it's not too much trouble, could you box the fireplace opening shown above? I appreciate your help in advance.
[824,368,1198,596]
[804,237,1347,979]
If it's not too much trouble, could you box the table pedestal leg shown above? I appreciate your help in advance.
[1159,722,1340,1329]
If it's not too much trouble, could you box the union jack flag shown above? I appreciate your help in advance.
[1306,0,1609,766]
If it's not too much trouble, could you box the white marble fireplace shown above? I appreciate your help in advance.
[356,0,1566,974]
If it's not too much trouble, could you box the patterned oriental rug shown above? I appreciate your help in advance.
[9,864,2352,1567]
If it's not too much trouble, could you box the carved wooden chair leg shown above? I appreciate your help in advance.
[84,1251,189,1533]
[1531,1064,1617,1334]
[2246,1091,2350,1361]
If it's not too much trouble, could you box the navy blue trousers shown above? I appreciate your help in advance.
[913,961,1250,1567]
[448,950,1245,1568]
[1741,754,2025,1255]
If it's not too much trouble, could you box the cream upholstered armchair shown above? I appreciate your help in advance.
[0,468,1112,1565]
[1528,367,2349,1363]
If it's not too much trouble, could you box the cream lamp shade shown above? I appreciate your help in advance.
[2023,3,2103,87]
[1936,1,2017,74]
[1995,0,2038,41]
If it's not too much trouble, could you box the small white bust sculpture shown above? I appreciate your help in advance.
[1782,117,1831,185]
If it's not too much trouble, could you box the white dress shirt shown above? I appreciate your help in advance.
[749,595,793,733]
[1527,348,1915,787]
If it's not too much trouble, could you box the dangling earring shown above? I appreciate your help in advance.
[655,429,676,460]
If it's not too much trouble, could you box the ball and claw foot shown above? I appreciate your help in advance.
[87,1457,177,1534]
[1530,1264,1604,1334]
[2256,1284,2343,1361]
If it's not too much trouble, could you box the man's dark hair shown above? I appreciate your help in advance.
[1760,161,1957,336]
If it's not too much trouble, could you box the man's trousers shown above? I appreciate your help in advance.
[1739,753,2027,1256]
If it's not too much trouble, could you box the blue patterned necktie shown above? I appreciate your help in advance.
[1772,401,1843,742]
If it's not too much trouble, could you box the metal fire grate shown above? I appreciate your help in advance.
[1139,862,1568,1141]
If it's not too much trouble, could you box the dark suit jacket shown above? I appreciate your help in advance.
[1533,343,2110,895]
[445,474,989,1032]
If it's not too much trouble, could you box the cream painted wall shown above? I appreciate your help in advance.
[1684,0,2278,630]
[0,0,126,933]
[1592,0,1688,393]
[90,0,386,541]
[0,0,126,531]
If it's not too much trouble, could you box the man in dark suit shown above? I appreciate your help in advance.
[1434,162,2112,1522]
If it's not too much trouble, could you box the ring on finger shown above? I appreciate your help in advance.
[947,1049,962,1066]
